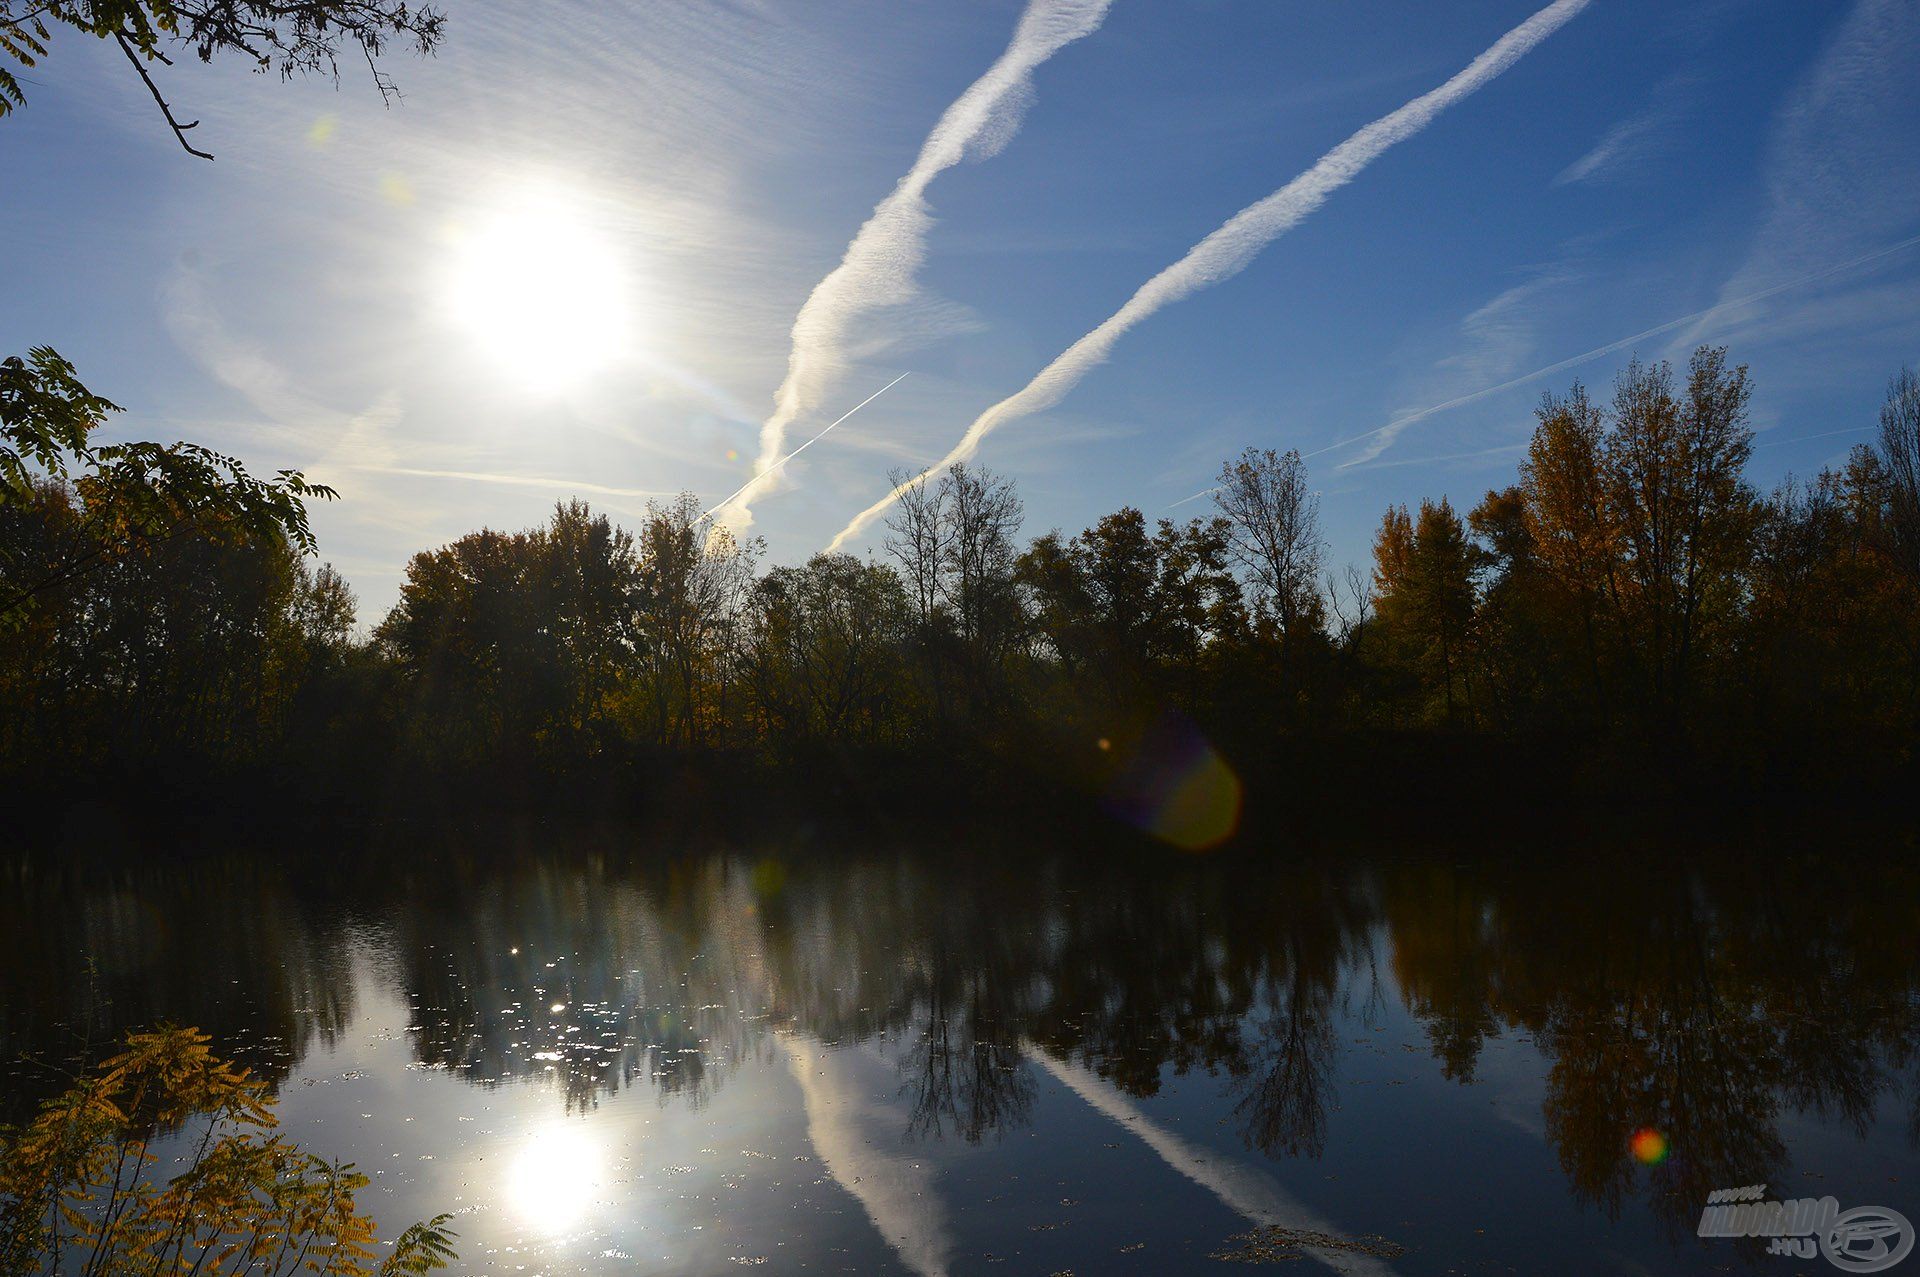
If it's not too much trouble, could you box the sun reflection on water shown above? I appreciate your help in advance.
[505,1121,605,1234]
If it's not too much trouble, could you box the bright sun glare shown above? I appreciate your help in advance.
[446,195,634,388]
[505,1121,604,1233]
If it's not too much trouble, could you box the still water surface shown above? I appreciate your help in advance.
[3,827,1916,1274]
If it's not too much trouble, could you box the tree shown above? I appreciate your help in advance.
[1467,485,1551,725]
[1017,507,1241,702]
[881,464,1023,727]
[1519,382,1614,707]
[633,494,759,747]
[1371,504,1414,601]
[1211,447,1324,636]
[1,348,335,619]
[1603,349,1755,717]
[883,466,947,632]
[943,463,1023,657]
[747,554,911,745]
[1407,499,1476,720]
[1877,366,1920,586]
[1,0,445,158]
[0,1025,455,1275]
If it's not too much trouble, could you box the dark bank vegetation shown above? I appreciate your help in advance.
[5,345,1920,829]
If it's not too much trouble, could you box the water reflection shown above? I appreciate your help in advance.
[4,831,1917,1273]
[509,1121,609,1232]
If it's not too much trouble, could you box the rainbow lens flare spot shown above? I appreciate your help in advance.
[1629,1127,1668,1165]
[1102,713,1243,852]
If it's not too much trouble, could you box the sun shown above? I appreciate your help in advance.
[445,194,634,389]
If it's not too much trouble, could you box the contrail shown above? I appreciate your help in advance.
[696,372,909,526]
[827,0,1592,552]
[1325,228,1920,467]
[1156,226,1920,508]
[1029,1046,1400,1276]
[344,464,674,502]
[714,0,1115,533]
[781,1034,955,1277]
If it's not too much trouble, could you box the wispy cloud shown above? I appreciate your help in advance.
[336,465,673,503]
[1336,268,1568,468]
[1312,230,1920,467]
[827,0,1593,552]
[1551,78,1691,187]
[1555,113,1655,186]
[1680,0,1920,349]
[713,0,1116,533]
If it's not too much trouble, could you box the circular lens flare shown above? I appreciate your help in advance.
[1629,1127,1669,1165]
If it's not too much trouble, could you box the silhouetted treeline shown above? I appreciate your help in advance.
[5,346,1920,817]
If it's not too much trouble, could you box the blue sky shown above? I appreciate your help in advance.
[5,0,1919,617]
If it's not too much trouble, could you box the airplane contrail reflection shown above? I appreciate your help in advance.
[1029,1046,1401,1276]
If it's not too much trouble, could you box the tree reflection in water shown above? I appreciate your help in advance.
[4,829,1915,1248]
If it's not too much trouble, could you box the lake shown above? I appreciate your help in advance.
[3,822,1915,1275]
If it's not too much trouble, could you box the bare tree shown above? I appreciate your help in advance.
[883,467,946,631]
[942,463,1022,651]
[1211,447,1323,634]
[1878,365,1920,585]
[1325,563,1374,650]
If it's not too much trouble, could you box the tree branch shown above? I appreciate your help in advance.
[114,32,214,160]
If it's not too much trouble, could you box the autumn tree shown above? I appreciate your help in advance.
[632,494,759,747]
[1603,349,1755,719]
[1519,382,1615,709]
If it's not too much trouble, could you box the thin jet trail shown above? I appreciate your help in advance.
[1160,227,1920,508]
[1323,229,1920,468]
[697,373,910,527]
[715,0,1114,532]
[826,0,1592,552]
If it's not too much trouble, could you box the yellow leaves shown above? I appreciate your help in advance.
[0,1024,455,1276]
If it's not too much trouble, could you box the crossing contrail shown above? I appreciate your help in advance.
[713,0,1115,533]
[826,0,1592,552]
[697,372,910,527]
[1156,227,1920,509]
[1324,228,1920,467]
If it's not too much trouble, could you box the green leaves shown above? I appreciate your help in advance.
[379,1214,459,1275]
[1,346,336,618]
[0,348,121,501]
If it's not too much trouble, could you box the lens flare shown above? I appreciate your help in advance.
[1102,713,1242,852]
[1629,1127,1669,1165]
